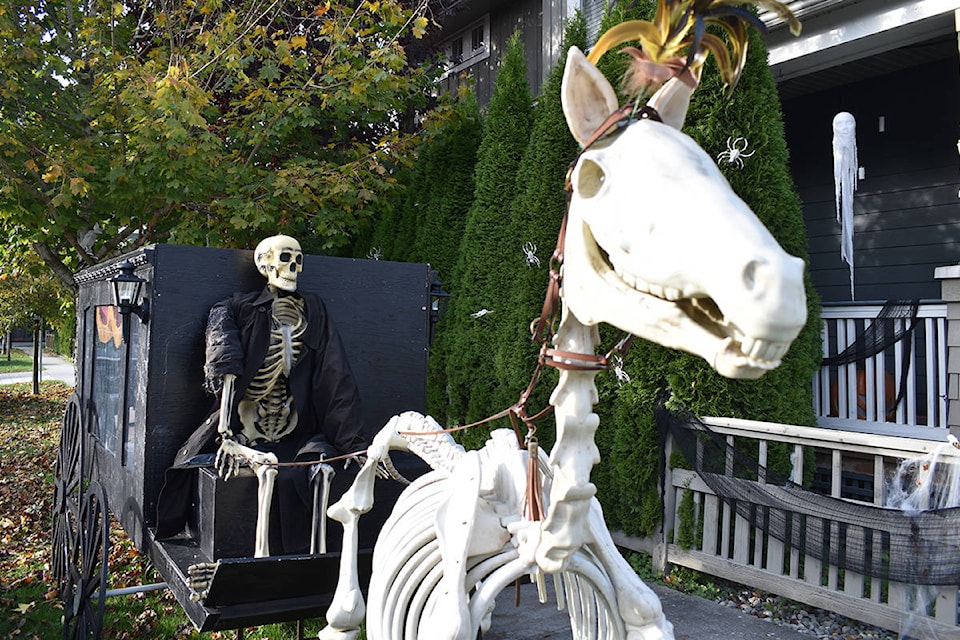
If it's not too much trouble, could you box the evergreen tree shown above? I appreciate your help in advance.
[410,93,483,416]
[590,16,822,536]
[358,90,481,265]
[489,15,588,453]
[442,32,534,444]
[408,93,483,276]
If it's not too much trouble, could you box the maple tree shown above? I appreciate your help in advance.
[0,0,439,288]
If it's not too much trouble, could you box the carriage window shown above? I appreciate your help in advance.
[123,318,141,465]
[92,306,124,453]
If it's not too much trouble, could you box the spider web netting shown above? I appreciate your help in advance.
[657,407,960,585]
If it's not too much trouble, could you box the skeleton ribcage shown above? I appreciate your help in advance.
[238,296,307,444]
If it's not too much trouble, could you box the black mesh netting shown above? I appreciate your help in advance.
[657,406,960,585]
[820,299,920,414]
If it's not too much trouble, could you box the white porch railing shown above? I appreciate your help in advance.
[814,301,948,437]
[616,416,960,639]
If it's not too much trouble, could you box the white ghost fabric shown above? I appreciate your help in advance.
[833,111,858,300]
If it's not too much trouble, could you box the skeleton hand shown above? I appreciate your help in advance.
[215,438,278,481]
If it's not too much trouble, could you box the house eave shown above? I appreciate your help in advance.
[764,0,959,83]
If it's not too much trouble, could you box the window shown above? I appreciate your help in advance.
[440,16,490,77]
[91,306,123,453]
[90,304,141,463]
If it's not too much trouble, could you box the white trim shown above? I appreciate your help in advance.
[766,0,960,80]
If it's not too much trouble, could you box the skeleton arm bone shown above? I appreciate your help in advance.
[213,373,275,480]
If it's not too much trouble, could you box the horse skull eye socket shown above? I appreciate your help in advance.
[576,159,605,199]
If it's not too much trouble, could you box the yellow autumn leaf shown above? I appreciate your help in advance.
[24,158,37,172]
[69,177,89,196]
[42,165,62,181]
[291,35,307,50]
[412,16,428,39]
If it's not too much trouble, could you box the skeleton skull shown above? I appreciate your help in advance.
[255,235,303,293]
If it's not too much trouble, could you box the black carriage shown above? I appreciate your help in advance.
[52,244,435,637]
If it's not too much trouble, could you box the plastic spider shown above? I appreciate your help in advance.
[366,246,382,260]
[612,354,630,386]
[522,241,541,268]
[716,136,755,169]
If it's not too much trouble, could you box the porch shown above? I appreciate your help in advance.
[619,415,960,640]
[612,272,960,637]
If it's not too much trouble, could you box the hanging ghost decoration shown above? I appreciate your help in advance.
[833,111,858,300]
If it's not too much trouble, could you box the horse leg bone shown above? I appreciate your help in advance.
[586,499,674,640]
[317,456,382,640]
[428,450,483,640]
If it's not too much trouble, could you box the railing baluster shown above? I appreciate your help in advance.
[815,302,947,433]
[938,316,947,428]
[925,317,937,426]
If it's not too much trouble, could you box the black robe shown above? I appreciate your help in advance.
[155,287,369,553]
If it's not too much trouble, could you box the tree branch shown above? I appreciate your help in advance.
[31,242,76,290]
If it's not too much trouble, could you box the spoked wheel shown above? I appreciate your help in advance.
[52,395,84,593]
[61,481,110,640]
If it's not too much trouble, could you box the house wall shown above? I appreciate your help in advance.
[782,57,960,303]
[439,0,544,105]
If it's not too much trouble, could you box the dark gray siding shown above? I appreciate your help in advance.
[782,56,960,303]
[439,0,543,105]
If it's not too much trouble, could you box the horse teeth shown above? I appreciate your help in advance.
[664,288,681,301]
[649,284,665,298]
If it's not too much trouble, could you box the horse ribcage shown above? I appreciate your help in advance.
[365,470,626,640]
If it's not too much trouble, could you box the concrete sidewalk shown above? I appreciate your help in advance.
[0,343,75,387]
[484,579,809,639]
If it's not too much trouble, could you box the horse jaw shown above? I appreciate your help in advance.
[561,121,807,379]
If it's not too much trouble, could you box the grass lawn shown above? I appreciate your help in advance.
[0,382,329,639]
[0,348,33,374]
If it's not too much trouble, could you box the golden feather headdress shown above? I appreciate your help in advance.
[588,1,801,99]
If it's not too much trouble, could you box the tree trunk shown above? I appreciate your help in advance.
[32,325,41,394]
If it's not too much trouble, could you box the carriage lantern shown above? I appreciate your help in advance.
[110,260,149,342]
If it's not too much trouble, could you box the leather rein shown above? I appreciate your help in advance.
[508,103,663,441]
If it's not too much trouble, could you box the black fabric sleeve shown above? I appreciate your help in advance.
[202,297,245,394]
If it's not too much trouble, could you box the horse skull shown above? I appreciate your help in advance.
[560,47,807,379]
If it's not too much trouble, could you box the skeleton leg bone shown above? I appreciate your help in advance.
[255,463,277,558]
[215,438,279,558]
[310,462,336,554]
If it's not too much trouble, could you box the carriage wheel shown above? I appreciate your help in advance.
[61,481,110,640]
[52,395,84,591]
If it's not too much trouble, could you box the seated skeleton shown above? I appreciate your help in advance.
[156,235,370,558]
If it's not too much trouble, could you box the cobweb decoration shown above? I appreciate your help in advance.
[833,112,858,300]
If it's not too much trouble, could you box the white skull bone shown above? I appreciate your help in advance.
[255,235,303,293]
